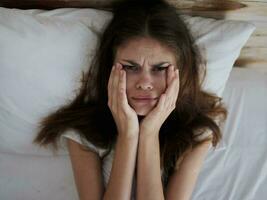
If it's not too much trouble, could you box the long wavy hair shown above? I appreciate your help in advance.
[34,0,227,189]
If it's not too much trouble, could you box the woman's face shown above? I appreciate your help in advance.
[114,37,177,116]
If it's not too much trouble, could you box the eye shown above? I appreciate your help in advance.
[153,66,169,72]
[122,64,138,72]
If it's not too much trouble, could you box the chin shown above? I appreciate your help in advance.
[134,108,151,116]
[130,102,156,116]
[136,112,146,117]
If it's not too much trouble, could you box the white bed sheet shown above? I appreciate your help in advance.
[192,67,267,200]
[0,67,267,200]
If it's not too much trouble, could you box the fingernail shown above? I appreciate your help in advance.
[117,63,122,70]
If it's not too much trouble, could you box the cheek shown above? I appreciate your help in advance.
[125,74,135,95]
[159,79,167,93]
[155,73,167,92]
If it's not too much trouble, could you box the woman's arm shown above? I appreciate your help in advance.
[103,134,139,200]
[67,135,139,200]
[67,139,104,200]
[165,139,212,200]
[136,132,165,200]
[136,66,180,200]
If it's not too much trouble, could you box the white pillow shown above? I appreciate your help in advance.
[181,15,256,97]
[0,7,255,156]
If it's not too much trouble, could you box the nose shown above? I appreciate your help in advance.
[135,71,153,90]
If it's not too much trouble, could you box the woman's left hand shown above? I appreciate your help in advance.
[140,65,180,135]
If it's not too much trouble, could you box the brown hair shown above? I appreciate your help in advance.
[34,0,227,189]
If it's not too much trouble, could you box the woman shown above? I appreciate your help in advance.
[34,0,227,199]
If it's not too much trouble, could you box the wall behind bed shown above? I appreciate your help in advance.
[173,0,267,72]
[1,0,266,71]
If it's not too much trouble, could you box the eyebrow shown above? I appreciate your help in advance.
[122,59,170,68]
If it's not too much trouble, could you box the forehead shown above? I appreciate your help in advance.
[115,37,177,64]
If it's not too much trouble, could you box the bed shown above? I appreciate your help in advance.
[0,1,266,200]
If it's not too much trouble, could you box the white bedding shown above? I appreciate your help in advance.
[0,67,267,200]
[192,67,267,200]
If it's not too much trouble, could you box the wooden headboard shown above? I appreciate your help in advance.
[1,0,266,71]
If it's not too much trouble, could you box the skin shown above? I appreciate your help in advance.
[109,37,180,138]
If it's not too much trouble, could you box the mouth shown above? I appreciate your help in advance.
[132,97,158,104]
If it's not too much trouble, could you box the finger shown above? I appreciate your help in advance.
[167,65,175,87]
[171,69,180,108]
[166,68,179,97]
[112,63,121,110]
[165,69,179,109]
[154,93,166,113]
[118,66,129,111]
[170,69,179,100]
[108,65,115,106]
[107,65,114,93]
[174,69,180,98]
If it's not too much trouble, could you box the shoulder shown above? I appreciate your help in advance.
[193,128,213,142]
[174,139,212,171]
[193,114,222,142]
[60,129,108,158]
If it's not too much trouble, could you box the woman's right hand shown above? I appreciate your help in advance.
[108,63,139,139]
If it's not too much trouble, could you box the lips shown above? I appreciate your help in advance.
[131,96,158,105]
[132,96,158,100]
